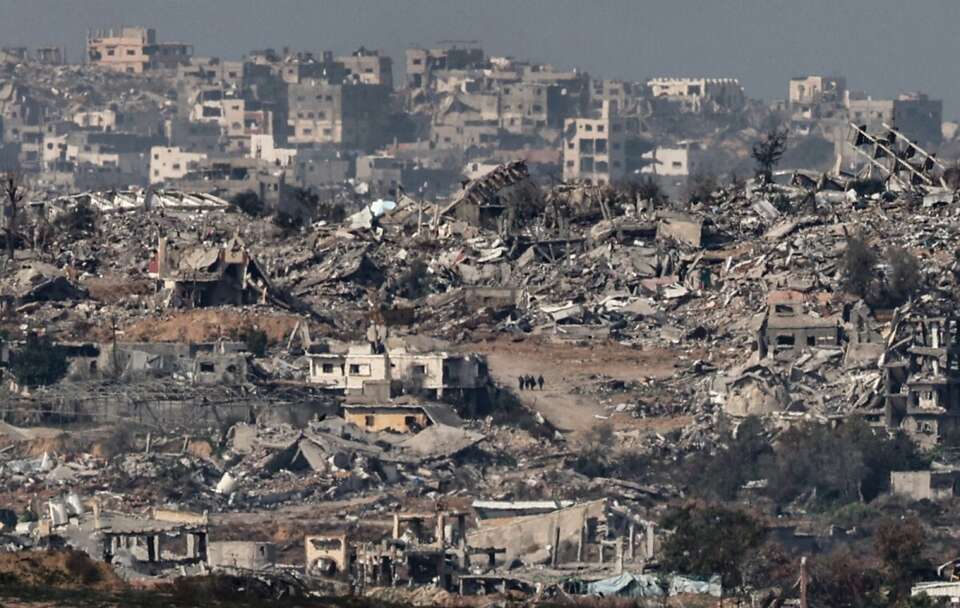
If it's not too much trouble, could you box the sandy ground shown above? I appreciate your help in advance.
[117,309,302,343]
[468,336,693,438]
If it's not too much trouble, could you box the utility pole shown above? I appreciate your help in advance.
[110,315,120,378]
[2,171,25,262]
[799,556,809,608]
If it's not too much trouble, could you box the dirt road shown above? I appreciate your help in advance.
[469,337,689,438]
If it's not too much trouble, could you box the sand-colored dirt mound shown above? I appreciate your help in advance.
[0,550,124,592]
[118,309,302,344]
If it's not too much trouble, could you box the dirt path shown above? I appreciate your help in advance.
[484,349,603,433]
[468,337,691,439]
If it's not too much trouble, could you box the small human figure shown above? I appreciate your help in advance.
[527,375,536,390]
[518,376,525,391]
[537,375,544,391]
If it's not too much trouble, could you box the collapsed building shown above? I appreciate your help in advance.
[862,310,960,448]
[148,236,275,308]
[304,498,657,597]
[439,160,542,232]
[39,500,210,574]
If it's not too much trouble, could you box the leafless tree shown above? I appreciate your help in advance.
[1,170,26,261]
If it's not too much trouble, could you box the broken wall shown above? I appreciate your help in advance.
[466,500,607,564]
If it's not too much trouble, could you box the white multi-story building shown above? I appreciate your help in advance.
[641,143,707,177]
[562,101,626,186]
[150,146,207,184]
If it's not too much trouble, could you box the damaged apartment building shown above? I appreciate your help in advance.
[864,312,960,448]
[148,235,275,308]
[307,339,489,401]
[759,291,842,359]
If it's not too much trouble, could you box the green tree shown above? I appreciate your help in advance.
[875,516,928,604]
[886,247,922,306]
[660,504,766,592]
[842,419,928,501]
[844,232,878,298]
[686,416,774,501]
[686,170,719,204]
[272,210,303,230]
[751,127,788,182]
[11,333,68,387]
[769,422,864,506]
[241,327,268,358]
[54,200,97,238]
[767,419,927,509]
[231,190,265,217]
[810,547,885,608]
[900,593,948,608]
[572,422,615,478]
[632,176,667,205]
[397,257,430,299]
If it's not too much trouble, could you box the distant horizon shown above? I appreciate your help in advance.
[2,0,959,119]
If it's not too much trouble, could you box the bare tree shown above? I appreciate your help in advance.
[1,171,26,261]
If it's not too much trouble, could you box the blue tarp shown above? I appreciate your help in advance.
[369,199,397,217]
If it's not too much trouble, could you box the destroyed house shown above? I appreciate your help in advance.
[761,298,840,358]
[49,504,210,569]
[879,315,960,448]
[87,340,247,380]
[349,510,469,591]
[208,541,277,571]
[149,236,274,308]
[308,343,488,397]
[466,498,655,566]
[439,160,539,230]
[890,470,960,501]
[306,532,350,576]
[342,401,463,433]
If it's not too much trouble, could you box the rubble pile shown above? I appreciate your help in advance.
[1,154,960,601]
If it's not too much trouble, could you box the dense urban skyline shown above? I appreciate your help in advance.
[3,0,960,116]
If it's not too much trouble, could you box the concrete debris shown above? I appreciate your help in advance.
[2,39,960,605]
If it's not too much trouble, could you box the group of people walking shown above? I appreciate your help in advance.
[518,375,544,391]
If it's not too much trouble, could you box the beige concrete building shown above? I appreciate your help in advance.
[338,48,393,88]
[73,109,117,131]
[342,404,434,433]
[405,46,485,89]
[188,92,274,154]
[890,470,960,501]
[42,133,70,169]
[86,27,192,74]
[305,533,350,575]
[499,82,548,134]
[177,57,243,87]
[356,155,403,194]
[150,146,207,184]
[287,80,389,148]
[307,343,488,398]
[647,77,745,112]
[250,134,296,167]
[207,541,276,571]
[562,102,626,186]
[641,143,707,177]
[788,75,846,107]
[845,92,942,147]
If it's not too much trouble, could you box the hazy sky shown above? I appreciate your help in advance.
[3,0,960,117]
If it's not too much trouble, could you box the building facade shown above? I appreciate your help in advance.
[86,27,192,74]
[562,102,626,185]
